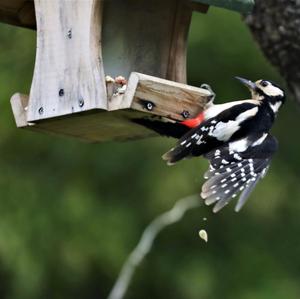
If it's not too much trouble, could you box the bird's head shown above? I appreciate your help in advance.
[235,77,285,113]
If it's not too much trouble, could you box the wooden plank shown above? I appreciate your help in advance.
[166,0,193,83]
[28,110,156,143]
[101,0,191,83]
[191,0,254,13]
[11,72,212,142]
[10,93,30,128]
[10,92,155,142]
[27,0,107,122]
[124,72,211,121]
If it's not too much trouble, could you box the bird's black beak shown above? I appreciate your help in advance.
[235,76,256,91]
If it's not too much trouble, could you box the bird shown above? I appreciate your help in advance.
[162,77,285,212]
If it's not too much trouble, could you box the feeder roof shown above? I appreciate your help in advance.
[0,0,254,29]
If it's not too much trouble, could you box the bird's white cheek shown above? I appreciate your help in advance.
[263,85,284,97]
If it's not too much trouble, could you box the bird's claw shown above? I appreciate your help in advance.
[200,83,216,104]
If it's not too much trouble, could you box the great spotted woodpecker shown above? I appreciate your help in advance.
[162,77,285,212]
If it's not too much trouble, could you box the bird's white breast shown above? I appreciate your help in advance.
[269,101,282,113]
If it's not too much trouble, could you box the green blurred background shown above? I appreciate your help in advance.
[0,7,300,299]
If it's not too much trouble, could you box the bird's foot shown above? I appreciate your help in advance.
[200,83,216,104]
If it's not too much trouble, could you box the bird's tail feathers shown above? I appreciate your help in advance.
[162,146,190,165]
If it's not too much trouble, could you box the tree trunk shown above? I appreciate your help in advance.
[245,0,300,103]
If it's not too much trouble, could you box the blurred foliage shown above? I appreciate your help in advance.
[0,6,300,299]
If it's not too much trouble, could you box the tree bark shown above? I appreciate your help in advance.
[245,0,300,103]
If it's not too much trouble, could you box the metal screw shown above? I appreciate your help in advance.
[78,99,84,108]
[139,99,155,111]
[181,110,190,119]
[146,102,153,111]
[59,89,64,97]
[38,107,44,115]
[67,29,72,39]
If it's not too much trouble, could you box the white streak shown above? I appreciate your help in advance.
[269,101,282,113]
[209,121,240,141]
[215,149,221,156]
[234,153,242,160]
[204,99,259,119]
[196,135,205,145]
[209,106,258,143]
[252,133,268,147]
[229,138,248,152]
[235,107,258,122]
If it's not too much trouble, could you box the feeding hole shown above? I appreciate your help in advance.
[38,107,44,115]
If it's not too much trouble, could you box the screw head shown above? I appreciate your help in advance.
[67,29,72,39]
[78,99,84,108]
[181,110,190,119]
[139,99,155,111]
[38,107,44,115]
[59,89,64,97]
[146,102,153,111]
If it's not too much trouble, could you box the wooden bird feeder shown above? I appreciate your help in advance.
[0,0,254,142]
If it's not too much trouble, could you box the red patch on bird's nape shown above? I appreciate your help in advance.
[180,112,204,128]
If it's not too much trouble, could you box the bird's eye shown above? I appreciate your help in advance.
[260,80,269,87]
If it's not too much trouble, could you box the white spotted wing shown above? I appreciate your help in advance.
[201,133,278,212]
